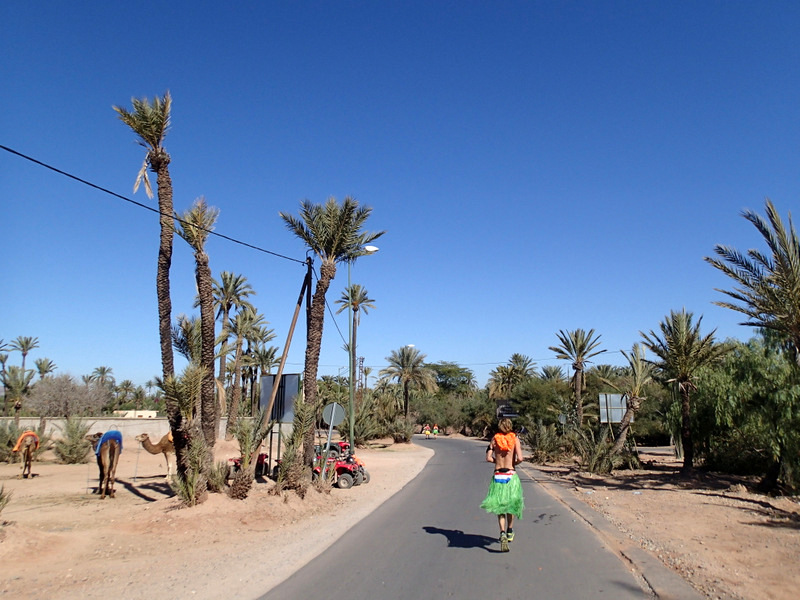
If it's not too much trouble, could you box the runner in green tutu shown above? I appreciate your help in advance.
[480,418,524,552]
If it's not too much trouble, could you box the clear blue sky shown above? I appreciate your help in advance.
[3,1,799,388]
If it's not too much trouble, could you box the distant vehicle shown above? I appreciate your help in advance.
[496,404,519,419]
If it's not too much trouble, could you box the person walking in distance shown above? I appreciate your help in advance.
[480,418,524,552]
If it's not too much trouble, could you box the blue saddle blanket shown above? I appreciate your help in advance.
[96,430,123,456]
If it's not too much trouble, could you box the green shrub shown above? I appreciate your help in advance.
[343,393,382,446]
[0,422,23,463]
[521,421,562,463]
[207,460,230,493]
[580,427,622,474]
[233,410,271,472]
[387,417,415,443]
[53,417,94,464]
[268,395,314,499]
[169,434,209,507]
[0,484,11,516]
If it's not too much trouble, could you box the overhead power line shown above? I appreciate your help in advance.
[1,144,305,265]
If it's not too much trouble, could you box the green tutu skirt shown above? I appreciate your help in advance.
[480,471,524,519]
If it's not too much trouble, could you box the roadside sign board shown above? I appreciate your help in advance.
[322,402,346,427]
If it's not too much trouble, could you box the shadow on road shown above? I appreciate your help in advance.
[423,526,501,552]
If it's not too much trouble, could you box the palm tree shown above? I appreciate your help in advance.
[487,365,517,404]
[212,272,255,391]
[488,354,537,407]
[177,197,219,446]
[115,379,136,410]
[34,358,56,380]
[250,344,279,412]
[242,325,277,414]
[10,336,39,375]
[172,314,202,363]
[335,283,376,397]
[280,197,384,463]
[225,306,267,438]
[549,329,606,427]
[114,91,175,380]
[540,365,566,382]
[601,345,655,455]
[592,364,622,380]
[641,309,728,474]
[0,352,8,416]
[379,346,438,418]
[509,353,537,378]
[1,366,34,427]
[90,366,115,390]
[132,386,147,413]
[705,200,800,366]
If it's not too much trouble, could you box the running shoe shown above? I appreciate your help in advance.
[507,529,515,542]
[500,532,509,552]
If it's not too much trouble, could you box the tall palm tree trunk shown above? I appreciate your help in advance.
[225,341,244,440]
[302,263,334,465]
[197,252,216,447]
[611,397,640,455]
[154,157,175,380]
[216,312,230,434]
[151,157,185,475]
[679,385,694,474]
[573,365,584,426]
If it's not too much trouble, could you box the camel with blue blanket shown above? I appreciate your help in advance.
[86,430,123,499]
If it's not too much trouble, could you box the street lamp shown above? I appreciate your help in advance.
[348,245,379,452]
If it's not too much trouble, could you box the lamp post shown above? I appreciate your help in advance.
[348,245,379,451]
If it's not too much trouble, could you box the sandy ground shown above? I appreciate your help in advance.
[0,436,433,600]
[531,449,800,600]
[1,437,799,600]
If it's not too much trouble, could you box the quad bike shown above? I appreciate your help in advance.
[314,440,351,459]
[312,452,370,489]
[227,452,269,478]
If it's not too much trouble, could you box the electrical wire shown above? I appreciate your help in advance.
[0,144,305,265]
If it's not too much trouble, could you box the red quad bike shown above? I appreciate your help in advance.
[313,452,370,489]
[315,441,351,459]
[228,452,269,478]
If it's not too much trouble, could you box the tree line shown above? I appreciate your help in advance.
[3,89,798,501]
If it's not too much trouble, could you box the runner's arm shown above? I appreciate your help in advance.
[513,437,523,466]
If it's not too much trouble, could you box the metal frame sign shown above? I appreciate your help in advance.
[599,393,630,424]
[259,374,301,423]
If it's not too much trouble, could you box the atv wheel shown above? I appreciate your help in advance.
[337,473,354,489]
[354,471,364,486]
[361,469,370,484]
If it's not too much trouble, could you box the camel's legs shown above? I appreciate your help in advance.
[107,443,120,498]
[22,445,33,478]
[97,447,109,498]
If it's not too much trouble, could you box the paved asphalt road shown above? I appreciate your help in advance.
[260,436,652,600]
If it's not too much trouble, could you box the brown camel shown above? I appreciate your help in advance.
[134,432,175,478]
[12,431,39,479]
[86,431,122,499]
